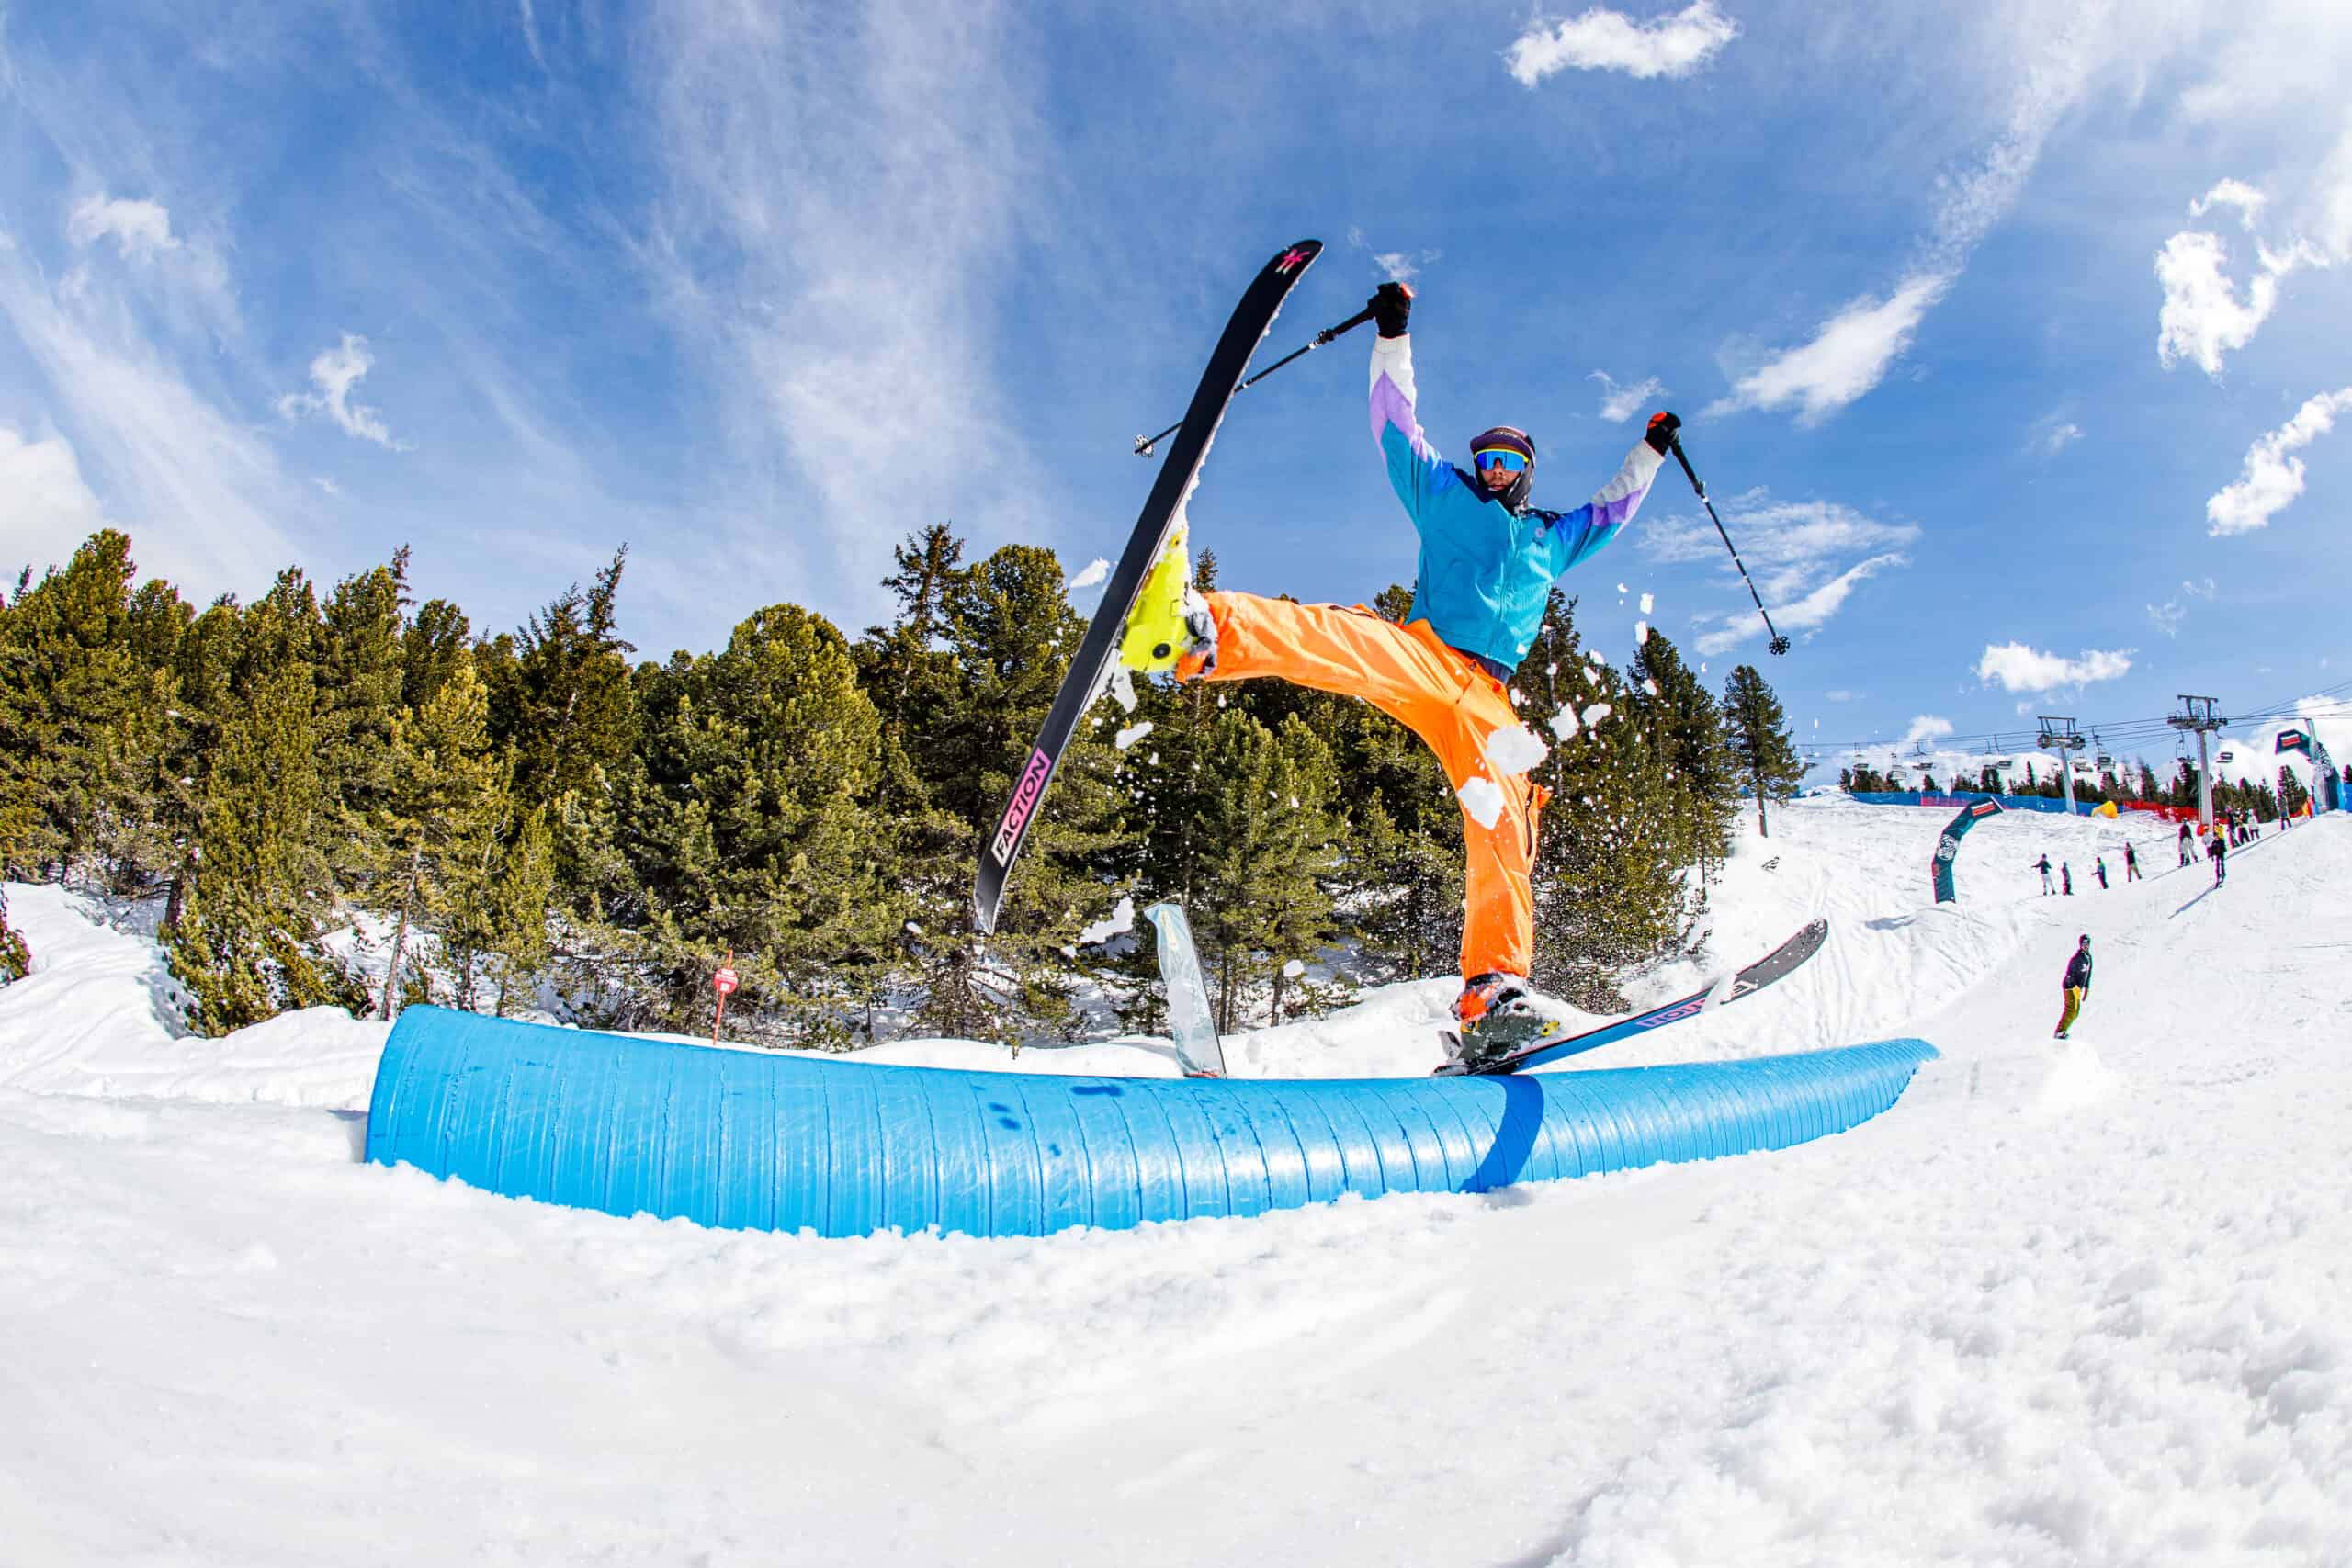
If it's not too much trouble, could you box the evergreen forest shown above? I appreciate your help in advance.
[0,526,1804,1044]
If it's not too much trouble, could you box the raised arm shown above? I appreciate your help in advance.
[1365,284,1458,525]
[1536,413,1675,576]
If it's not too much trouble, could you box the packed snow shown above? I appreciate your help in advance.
[4,798,2349,1564]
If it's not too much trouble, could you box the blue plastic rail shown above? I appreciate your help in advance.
[364,1007,1939,1239]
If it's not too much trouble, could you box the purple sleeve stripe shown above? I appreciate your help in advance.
[1589,479,1651,530]
[1369,372,1433,462]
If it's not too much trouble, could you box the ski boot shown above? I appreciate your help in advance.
[1119,525,1217,679]
[1439,973,1573,1074]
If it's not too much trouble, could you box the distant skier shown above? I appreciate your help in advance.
[2093,855,2109,890]
[2177,820,2194,866]
[1122,279,1676,1070]
[2123,841,2141,882]
[2034,853,2054,895]
[2209,823,2227,886]
[2062,861,2073,896]
[2054,934,2093,1039]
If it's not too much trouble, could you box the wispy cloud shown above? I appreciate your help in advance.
[1709,276,1945,426]
[2146,598,2188,637]
[1824,689,1866,703]
[1976,641,2134,694]
[1589,370,1667,423]
[1713,7,2122,425]
[2031,415,2085,457]
[0,219,305,602]
[1506,2,1737,86]
[1644,493,1917,655]
[633,0,1049,604]
[60,190,237,336]
[277,333,410,450]
[2182,576,2216,600]
[2206,388,2352,536]
[1349,228,1442,284]
[67,196,178,261]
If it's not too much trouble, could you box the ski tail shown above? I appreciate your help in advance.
[1436,918,1831,1077]
[973,240,1323,934]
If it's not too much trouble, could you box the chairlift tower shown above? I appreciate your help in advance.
[2167,695,2228,829]
[2037,716,2086,816]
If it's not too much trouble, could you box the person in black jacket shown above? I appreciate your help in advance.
[2055,934,2093,1039]
[2124,841,2141,882]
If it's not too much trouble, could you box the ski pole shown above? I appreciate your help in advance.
[1667,437,1792,656]
[1134,304,1377,457]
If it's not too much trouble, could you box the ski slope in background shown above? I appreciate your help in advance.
[3,798,2347,1565]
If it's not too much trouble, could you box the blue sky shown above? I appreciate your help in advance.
[4,0,2349,775]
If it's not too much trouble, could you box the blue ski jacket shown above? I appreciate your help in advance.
[1370,333,1663,671]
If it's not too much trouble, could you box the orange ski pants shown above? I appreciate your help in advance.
[1198,592,1549,983]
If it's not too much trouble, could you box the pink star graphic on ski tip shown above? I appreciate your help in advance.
[1277,246,1308,272]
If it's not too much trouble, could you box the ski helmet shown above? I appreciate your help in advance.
[1468,425,1537,513]
[2078,934,2092,947]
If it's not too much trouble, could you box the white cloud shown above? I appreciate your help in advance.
[2205,388,2352,536]
[1715,8,2139,427]
[1347,227,1440,284]
[2182,576,2216,599]
[0,425,112,580]
[1590,370,1667,423]
[1903,715,1954,747]
[276,333,410,450]
[0,235,303,600]
[1976,642,2134,694]
[66,196,179,261]
[2154,231,2292,377]
[1709,275,1946,425]
[2033,416,2085,457]
[634,2,1049,608]
[2318,118,2352,262]
[1824,689,1865,703]
[1506,1,1737,85]
[1645,493,1917,656]
[2189,179,2267,231]
[2146,599,2187,637]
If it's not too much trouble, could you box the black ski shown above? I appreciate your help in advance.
[1433,918,1831,1077]
[972,239,1324,933]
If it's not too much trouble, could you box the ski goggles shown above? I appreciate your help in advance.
[1473,448,1529,473]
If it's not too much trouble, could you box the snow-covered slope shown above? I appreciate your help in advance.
[3,801,2346,1565]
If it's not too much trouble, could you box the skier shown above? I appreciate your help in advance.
[1122,279,1675,1068]
[2177,819,2194,866]
[2209,822,2227,886]
[2053,934,2093,1039]
[2124,840,2141,882]
[2062,861,2073,895]
[2034,853,2054,895]
[2093,855,2109,890]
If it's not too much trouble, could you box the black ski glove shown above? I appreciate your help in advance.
[1644,410,1682,455]
[1370,281,1414,339]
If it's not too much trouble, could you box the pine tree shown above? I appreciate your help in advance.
[1185,710,1344,1032]
[488,547,639,807]
[1319,581,1464,985]
[1627,630,1736,881]
[608,604,896,1043]
[1517,591,1689,1010]
[375,650,510,1019]
[905,544,1135,1043]
[165,570,365,1032]
[1721,664,1805,838]
[0,531,168,882]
